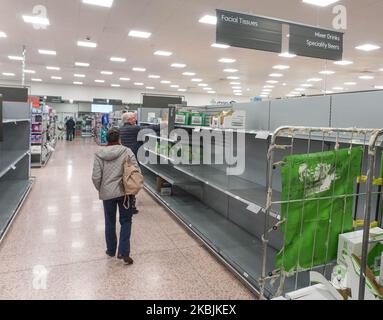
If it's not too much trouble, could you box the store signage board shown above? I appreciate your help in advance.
[216,9,283,53]
[109,99,123,105]
[216,9,343,60]
[46,96,62,103]
[0,87,28,102]
[93,98,109,105]
[289,24,343,61]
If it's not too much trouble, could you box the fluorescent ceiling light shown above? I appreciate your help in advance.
[279,52,296,58]
[230,81,241,85]
[273,65,290,70]
[266,80,278,84]
[154,50,173,56]
[51,76,62,80]
[355,44,381,51]
[359,75,374,80]
[301,84,313,87]
[171,63,186,68]
[0,31,7,38]
[128,30,152,38]
[295,88,306,92]
[211,43,230,49]
[264,85,275,88]
[307,77,322,82]
[39,49,56,55]
[8,55,23,61]
[208,91,216,94]
[322,90,334,94]
[146,86,155,90]
[148,75,160,79]
[74,74,86,78]
[73,81,83,85]
[77,41,97,48]
[198,84,208,87]
[46,66,60,70]
[2,72,15,76]
[262,89,272,92]
[22,15,50,26]
[75,62,89,67]
[24,69,35,74]
[344,82,357,86]
[234,93,243,96]
[132,67,146,72]
[178,89,187,92]
[302,0,340,7]
[269,73,283,77]
[101,71,113,75]
[232,86,242,89]
[374,85,383,89]
[170,85,180,88]
[160,80,171,84]
[120,77,130,81]
[203,87,213,91]
[82,0,114,7]
[134,82,144,86]
[291,91,300,95]
[199,15,217,25]
[334,60,353,66]
[333,87,344,90]
[380,68,383,72]
[319,70,335,75]
[111,84,120,87]
[227,76,240,80]
[191,78,203,82]
[110,57,126,62]
[234,90,242,93]
[219,58,236,63]
[31,78,42,82]
[224,68,238,73]
[95,79,105,83]
[183,72,196,76]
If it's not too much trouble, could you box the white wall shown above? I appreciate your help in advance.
[0,81,250,106]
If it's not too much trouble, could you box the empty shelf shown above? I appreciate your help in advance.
[0,150,29,179]
[0,179,32,239]
[140,163,198,185]
[174,164,281,215]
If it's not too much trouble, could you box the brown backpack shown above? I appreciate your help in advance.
[123,152,144,208]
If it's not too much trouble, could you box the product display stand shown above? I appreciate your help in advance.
[0,89,33,242]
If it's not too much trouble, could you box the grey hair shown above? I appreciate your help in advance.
[122,112,136,124]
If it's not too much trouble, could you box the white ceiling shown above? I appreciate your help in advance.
[0,0,382,99]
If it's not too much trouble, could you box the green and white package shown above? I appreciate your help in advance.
[276,147,363,273]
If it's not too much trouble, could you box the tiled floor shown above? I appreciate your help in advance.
[0,138,255,300]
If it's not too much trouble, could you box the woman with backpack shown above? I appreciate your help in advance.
[92,128,142,265]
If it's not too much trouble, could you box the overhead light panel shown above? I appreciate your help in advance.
[111,84,121,87]
[264,85,275,88]
[224,68,238,73]
[77,41,97,48]
[191,78,203,82]
[319,70,335,75]
[232,86,242,89]
[266,80,278,84]
[46,66,60,71]
[101,71,113,75]
[95,79,105,83]
[2,72,15,76]
[73,81,83,85]
[279,52,296,58]
[128,30,152,38]
[301,84,313,87]
[171,63,186,68]
[211,43,230,49]
[74,74,86,78]
[110,57,126,62]
[0,31,7,38]
[170,85,180,88]
[333,87,344,90]
[199,15,217,25]
[203,88,213,91]
[24,70,35,74]
[51,76,62,80]
[230,82,241,85]
[178,89,187,92]
[269,73,283,77]
[307,77,323,82]
[22,15,50,26]
[134,82,144,86]
[154,50,173,56]
[148,75,160,79]
[198,84,208,87]
[355,44,381,52]
[227,76,240,80]
[120,77,130,81]
[344,82,357,86]
[75,62,90,67]
[160,80,171,84]
[82,0,114,7]
[219,58,236,63]
[374,85,383,89]
[183,72,196,76]
[359,75,374,80]
[132,67,146,72]
[8,55,23,61]
[38,49,56,55]
[208,91,216,94]
[302,0,340,7]
[146,86,155,90]
[31,78,42,82]
[334,60,353,66]
[273,65,290,70]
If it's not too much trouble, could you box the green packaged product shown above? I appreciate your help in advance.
[276,147,363,273]
[175,111,190,125]
[189,112,205,126]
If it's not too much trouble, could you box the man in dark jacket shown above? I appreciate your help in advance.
[65,117,76,141]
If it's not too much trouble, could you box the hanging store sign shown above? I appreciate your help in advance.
[289,24,343,61]
[216,9,283,53]
[216,9,343,60]
[109,99,123,105]
[45,96,62,103]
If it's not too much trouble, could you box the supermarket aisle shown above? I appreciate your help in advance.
[0,139,254,300]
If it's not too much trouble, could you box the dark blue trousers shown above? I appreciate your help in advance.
[103,196,133,257]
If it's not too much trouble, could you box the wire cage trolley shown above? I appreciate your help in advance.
[259,126,383,300]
